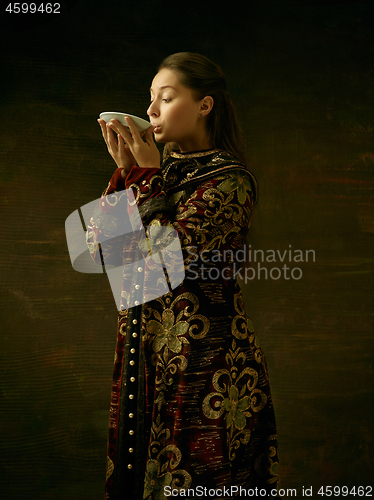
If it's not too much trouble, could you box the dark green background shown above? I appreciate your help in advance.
[0,1,373,498]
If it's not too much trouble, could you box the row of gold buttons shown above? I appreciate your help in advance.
[126,268,143,470]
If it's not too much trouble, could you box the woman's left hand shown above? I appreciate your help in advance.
[107,117,161,170]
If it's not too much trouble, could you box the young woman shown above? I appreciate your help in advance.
[89,52,279,500]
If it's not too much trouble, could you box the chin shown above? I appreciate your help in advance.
[153,131,166,143]
[154,137,166,145]
[154,132,175,145]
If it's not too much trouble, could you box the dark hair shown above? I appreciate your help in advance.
[159,52,248,165]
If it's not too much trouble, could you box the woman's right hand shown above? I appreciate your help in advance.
[97,118,136,177]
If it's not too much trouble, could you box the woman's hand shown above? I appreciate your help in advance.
[106,117,161,171]
[97,118,137,177]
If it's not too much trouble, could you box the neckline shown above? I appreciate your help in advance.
[170,149,221,159]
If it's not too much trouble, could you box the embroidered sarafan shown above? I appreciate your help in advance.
[86,149,278,500]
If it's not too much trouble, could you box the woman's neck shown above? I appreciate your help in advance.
[175,125,212,153]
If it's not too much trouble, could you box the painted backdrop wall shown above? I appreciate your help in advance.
[0,1,373,498]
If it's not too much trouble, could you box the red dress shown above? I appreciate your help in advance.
[86,149,279,500]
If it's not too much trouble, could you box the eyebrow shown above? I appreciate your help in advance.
[150,85,177,92]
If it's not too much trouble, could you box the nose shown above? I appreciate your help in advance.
[147,100,159,117]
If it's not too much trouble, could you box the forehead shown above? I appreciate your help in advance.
[150,68,182,92]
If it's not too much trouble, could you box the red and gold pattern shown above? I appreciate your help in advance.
[87,149,278,500]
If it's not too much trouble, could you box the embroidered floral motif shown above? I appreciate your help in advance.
[144,422,192,499]
[154,348,188,411]
[146,309,190,353]
[128,173,164,203]
[143,459,172,499]
[231,293,264,365]
[254,435,280,485]
[144,293,210,353]
[217,170,253,205]
[223,385,251,430]
[171,183,247,253]
[203,339,267,460]
[155,348,188,390]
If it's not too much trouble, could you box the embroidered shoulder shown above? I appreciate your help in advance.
[217,169,257,205]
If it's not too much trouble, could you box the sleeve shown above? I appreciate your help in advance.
[85,166,164,266]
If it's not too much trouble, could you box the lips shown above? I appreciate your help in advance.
[151,124,161,133]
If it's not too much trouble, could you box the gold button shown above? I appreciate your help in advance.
[129,360,135,366]
[134,301,139,306]
[127,464,133,469]
[132,332,137,338]
[129,430,134,435]
[101,202,105,206]
[129,413,134,418]
[130,377,135,382]
[137,267,143,272]
[129,394,134,400]
[130,348,135,354]
[129,448,134,453]
[132,319,138,325]
[135,285,140,290]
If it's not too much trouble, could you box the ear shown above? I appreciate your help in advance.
[199,96,214,116]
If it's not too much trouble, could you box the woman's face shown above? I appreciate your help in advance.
[147,68,207,151]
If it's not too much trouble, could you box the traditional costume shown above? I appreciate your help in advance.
[86,149,279,500]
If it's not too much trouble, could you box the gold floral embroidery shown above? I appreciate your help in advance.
[170,149,221,159]
[217,170,253,205]
[128,173,164,203]
[144,422,192,499]
[254,435,280,485]
[144,459,172,499]
[154,348,188,411]
[171,185,246,253]
[232,293,263,364]
[101,190,129,207]
[223,384,252,430]
[144,293,210,354]
[175,205,197,220]
[232,292,250,340]
[203,339,267,461]
[203,186,243,223]
[106,456,114,480]
[142,292,210,498]
[146,308,190,353]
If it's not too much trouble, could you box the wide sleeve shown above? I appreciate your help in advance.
[85,166,164,266]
